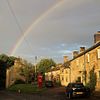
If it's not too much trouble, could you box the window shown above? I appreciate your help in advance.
[99,71,100,80]
[66,77,68,82]
[97,49,100,59]
[66,70,68,74]
[76,77,81,82]
[62,76,64,81]
[61,69,64,73]
[76,59,79,67]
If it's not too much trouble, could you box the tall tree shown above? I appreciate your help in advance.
[18,59,35,83]
[0,54,8,63]
[0,54,16,88]
[86,67,97,91]
[36,58,56,74]
[0,54,16,68]
[0,60,6,88]
[88,67,97,91]
[7,56,16,68]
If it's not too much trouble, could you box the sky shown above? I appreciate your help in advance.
[0,0,100,63]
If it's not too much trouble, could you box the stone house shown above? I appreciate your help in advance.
[6,58,26,88]
[45,31,100,91]
[69,31,100,91]
[45,56,70,86]
[70,42,100,88]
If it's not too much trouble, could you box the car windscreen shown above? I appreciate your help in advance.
[73,84,84,88]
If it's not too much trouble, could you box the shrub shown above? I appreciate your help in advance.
[14,79,25,84]
[86,67,97,92]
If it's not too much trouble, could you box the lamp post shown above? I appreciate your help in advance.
[34,56,37,81]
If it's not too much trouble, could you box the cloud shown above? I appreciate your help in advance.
[58,50,72,54]
[0,0,100,63]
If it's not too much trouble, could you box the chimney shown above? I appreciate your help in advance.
[94,31,100,43]
[80,47,85,52]
[63,56,68,63]
[73,51,79,58]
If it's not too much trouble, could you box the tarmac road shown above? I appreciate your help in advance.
[0,87,100,100]
[0,90,55,100]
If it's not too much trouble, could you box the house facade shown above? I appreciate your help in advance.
[45,31,100,91]
[6,58,26,88]
[70,41,100,91]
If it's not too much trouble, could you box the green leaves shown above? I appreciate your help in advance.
[36,58,56,74]
[0,54,16,68]
[86,67,97,91]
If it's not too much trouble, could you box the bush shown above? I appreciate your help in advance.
[14,79,25,84]
[86,67,97,92]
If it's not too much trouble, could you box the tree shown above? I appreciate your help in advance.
[0,54,8,63]
[7,56,16,68]
[0,60,6,88]
[36,58,56,75]
[19,65,30,83]
[86,67,97,91]
[18,59,35,83]
[0,54,16,68]
[0,54,16,88]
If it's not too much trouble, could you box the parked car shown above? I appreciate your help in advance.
[65,82,90,99]
[45,80,54,88]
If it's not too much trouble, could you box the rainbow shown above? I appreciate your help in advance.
[10,0,64,56]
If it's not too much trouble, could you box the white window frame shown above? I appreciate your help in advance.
[97,49,100,59]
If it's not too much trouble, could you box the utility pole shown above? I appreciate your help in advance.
[34,56,37,81]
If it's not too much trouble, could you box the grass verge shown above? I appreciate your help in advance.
[7,84,47,93]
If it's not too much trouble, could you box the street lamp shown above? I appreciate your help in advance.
[34,56,37,80]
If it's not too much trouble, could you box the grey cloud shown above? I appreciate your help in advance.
[0,0,100,63]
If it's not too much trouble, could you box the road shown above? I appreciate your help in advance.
[0,87,100,100]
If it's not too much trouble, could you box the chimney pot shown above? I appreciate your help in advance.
[63,56,68,63]
[73,51,79,58]
[80,47,85,52]
[94,31,100,43]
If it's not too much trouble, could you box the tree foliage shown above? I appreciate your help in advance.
[0,54,16,68]
[18,59,35,83]
[0,60,6,88]
[0,54,8,62]
[86,67,97,91]
[36,58,56,74]
[7,56,16,68]
[0,54,16,88]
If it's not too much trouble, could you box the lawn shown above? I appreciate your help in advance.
[7,84,47,93]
